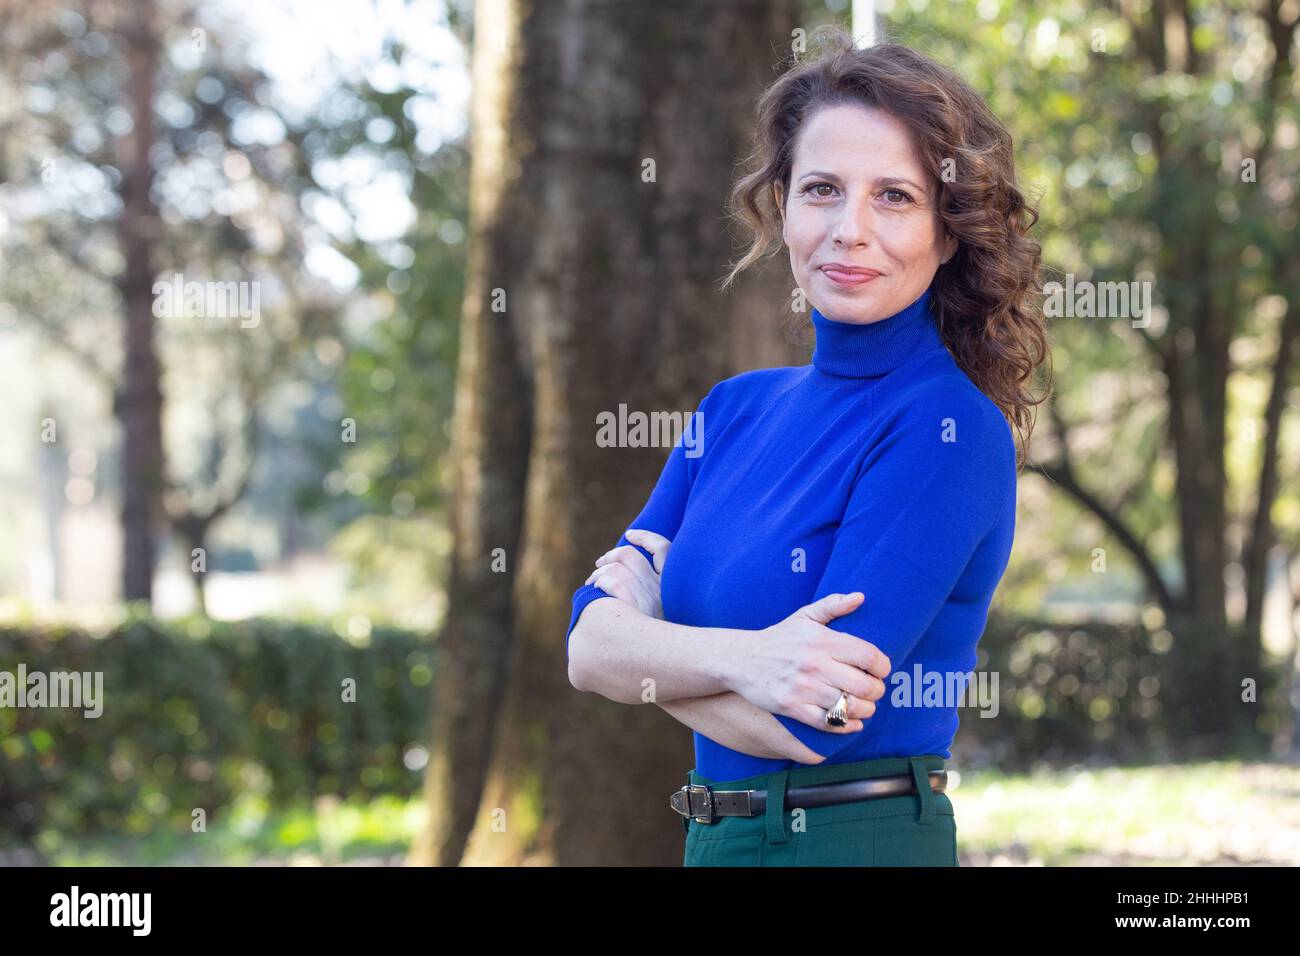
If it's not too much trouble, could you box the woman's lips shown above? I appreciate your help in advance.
[820,266,881,287]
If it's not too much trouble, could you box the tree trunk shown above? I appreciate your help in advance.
[112,0,165,605]
[414,0,802,866]
[1243,303,1299,649]
[407,0,537,868]
[178,522,210,618]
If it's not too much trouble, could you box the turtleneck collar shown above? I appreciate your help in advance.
[810,287,944,380]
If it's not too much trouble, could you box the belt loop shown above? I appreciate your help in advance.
[909,757,935,826]
[765,770,789,844]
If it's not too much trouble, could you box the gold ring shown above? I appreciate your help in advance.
[824,690,851,727]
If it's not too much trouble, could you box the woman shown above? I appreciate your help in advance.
[565,29,1049,866]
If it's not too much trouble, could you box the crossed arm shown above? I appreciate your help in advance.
[567,596,826,762]
[656,691,804,760]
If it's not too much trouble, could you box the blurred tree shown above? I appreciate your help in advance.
[0,0,339,610]
[290,32,470,612]
[411,0,808,866]
[896,0,1300,748]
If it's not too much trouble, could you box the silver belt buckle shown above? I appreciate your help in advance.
[670,784,715,824]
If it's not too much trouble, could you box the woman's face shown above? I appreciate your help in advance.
[775,102,956,324]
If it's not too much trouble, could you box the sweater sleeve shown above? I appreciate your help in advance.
[772,382,1014,760]
[564,382,719,657]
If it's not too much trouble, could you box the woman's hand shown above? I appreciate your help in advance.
[731,592,892,734]
[584,528,671,620]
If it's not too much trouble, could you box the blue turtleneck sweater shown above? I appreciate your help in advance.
[565,286,1017,782]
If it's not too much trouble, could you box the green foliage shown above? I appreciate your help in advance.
[23,793,424,867]
[955,611,1279,770]
[293,59,470,525]
[288,47,470,609]
[0,618,435,849]
[884,0,1300,611]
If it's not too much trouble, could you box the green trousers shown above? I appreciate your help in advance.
[681,754,958,866]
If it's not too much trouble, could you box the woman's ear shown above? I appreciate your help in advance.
[774,184,786,240]
[940,231,958,265]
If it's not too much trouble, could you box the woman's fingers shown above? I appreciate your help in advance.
[805,685,877,729]
[589,563,633,601]
[824,659,887,705]
[812,684,873,723]
[795,591,864,625]
[584,536,669,620]
[585,531,672,584]
[591,544,652,573]
[822,686,877,720]
[586,561,626,587]
[625,528,672,573]
[585,547,651,589]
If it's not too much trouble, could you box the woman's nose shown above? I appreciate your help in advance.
[831,199,875,247]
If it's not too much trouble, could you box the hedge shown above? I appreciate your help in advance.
[1,609,1278,849]
[954,611,1278,769]
[0,616,434,847]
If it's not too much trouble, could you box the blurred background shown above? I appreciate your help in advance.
[0,0,1297,866]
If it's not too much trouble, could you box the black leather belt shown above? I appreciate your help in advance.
[670,771,947,824]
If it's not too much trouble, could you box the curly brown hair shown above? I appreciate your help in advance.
[721,26,1051,466]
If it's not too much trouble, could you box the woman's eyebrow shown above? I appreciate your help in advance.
[798,171,926,193]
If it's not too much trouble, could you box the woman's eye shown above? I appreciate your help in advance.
[802,183,912,204]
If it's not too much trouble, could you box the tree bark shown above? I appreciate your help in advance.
[112,0,165,605]
[408,0,535,868]
[1243,304,1299,651]
[414,0,802,866]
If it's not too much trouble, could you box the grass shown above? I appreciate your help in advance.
[23,793,424,866]
[9,759,1300,865]
[950,759,1300,866]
